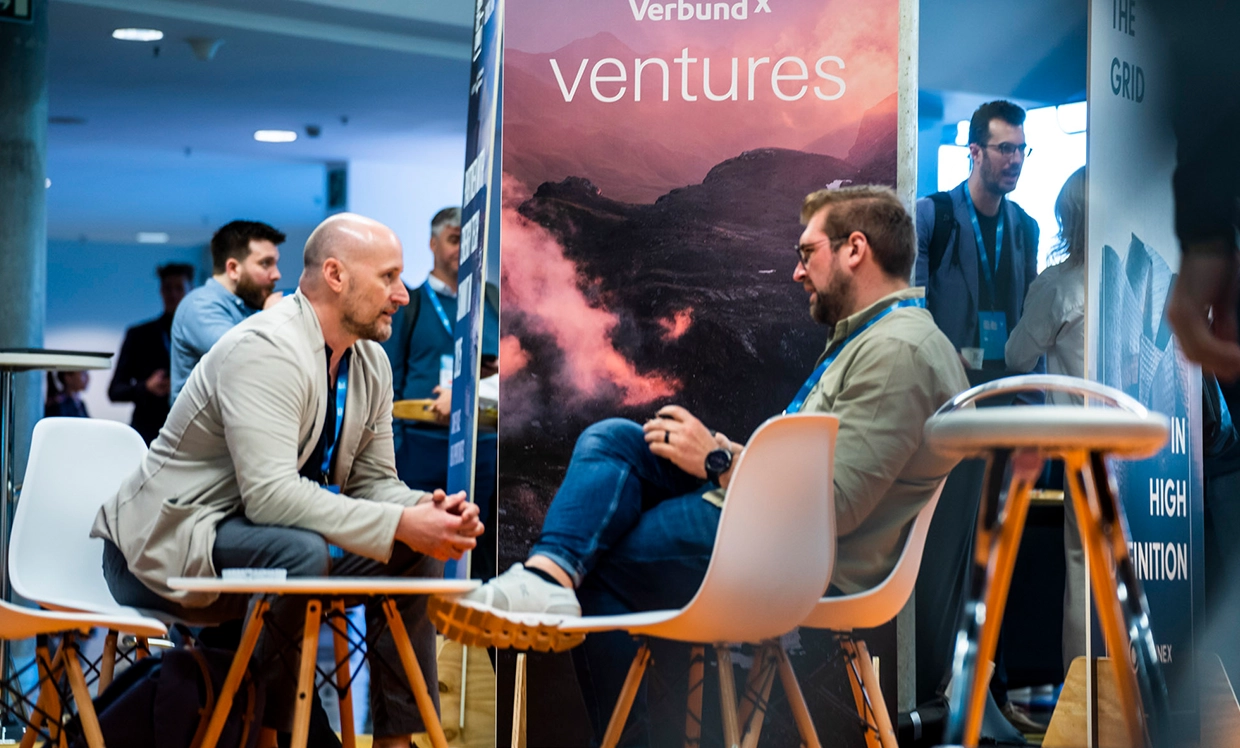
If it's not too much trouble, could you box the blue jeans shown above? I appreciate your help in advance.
[530,418,722,743]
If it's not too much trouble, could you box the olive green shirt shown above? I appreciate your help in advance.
[706,287,969,594]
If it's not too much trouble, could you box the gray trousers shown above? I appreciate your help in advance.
[102,516,442,737]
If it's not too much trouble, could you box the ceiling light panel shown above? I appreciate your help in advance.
[254,130,298,143]
[112,28,164,42]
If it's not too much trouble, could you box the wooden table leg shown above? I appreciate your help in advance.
[290,599,323,748]
[381,597,449,748]
[329,600,356,748]
[200,598,270,748]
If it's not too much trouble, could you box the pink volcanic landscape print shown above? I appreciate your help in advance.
[496,2,900,742]
[499,0,899,563]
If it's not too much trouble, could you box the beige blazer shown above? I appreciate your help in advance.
[92,292,429,607]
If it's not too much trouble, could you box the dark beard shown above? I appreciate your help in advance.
[235,273,273,310]
[809,273,853,328]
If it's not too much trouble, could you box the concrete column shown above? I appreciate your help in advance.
[0,0,48,485]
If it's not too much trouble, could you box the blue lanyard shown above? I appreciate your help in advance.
[964,189,1004,292]
[321,354,350,481]
[785,298,925,414]
[424,284,453,336]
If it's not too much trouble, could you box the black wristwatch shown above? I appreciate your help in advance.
[705,448,733,486]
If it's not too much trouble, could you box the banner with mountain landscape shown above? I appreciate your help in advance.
[496,2,901,742]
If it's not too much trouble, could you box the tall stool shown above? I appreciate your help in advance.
[924,375,1172,748]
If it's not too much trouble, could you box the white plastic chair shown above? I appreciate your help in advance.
[0,593,167,747]
[766,479,947,748]
[13,417,167,688]
[12,418,150,616]
[550,413,840,748]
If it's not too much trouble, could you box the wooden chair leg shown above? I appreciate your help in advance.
[512,652,527,748]
[739,644,778,748]
[63,635,105,748]
[715,645,741,748]
[601,641,652,748]
[842,639,897,748]
[23,639,65,748]
[134,636,150,660]
[684,645,705,748]
[98,630,118,693]
[328,600,356,748]
[774,645,822,748]
[200,598,270,748]
[290,599,324,748]
[381,597,450,748]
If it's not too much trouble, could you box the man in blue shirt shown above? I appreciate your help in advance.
[382,207,500,580]
[170,220,285,400]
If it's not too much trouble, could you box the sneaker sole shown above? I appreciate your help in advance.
[428,595,586,653]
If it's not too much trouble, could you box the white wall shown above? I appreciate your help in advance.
[349,138,466,288]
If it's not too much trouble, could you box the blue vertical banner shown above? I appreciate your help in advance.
[447,0,504,531]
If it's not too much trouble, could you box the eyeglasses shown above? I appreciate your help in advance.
[794,235,853,266]
[983,142,1032,159]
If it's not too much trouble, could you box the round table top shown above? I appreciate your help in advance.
[167,576,479,595]
[0,349,113,372]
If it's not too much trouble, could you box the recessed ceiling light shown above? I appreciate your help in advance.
[45,178,51,189]
[137,232,170,244]
[112,28,164,42]
[254,130,298,143]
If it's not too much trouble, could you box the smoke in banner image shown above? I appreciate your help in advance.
[500,173,680,420]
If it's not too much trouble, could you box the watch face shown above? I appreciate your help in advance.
[705,449,732,474]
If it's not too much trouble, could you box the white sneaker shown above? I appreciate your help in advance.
[429,564,586,652]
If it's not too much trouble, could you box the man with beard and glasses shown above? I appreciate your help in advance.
[430,186,968,743]
[170,220,286,401]
[93,214,484,748]
[915,100,1043,385]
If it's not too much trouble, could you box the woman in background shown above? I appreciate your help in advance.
[1005,165,1086,671]
[44,370,91,418]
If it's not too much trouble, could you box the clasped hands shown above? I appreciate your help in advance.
[642,405,743,488]
[397,489,484,561]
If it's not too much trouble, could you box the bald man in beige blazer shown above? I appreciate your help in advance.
[93,213,481,748]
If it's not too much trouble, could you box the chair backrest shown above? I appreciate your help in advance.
[12,418,148,613]
[800,477,946,631]
[657,413,838,643]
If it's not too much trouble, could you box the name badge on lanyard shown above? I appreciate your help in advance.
[979,311,1008,361]
[965,190,1008,360]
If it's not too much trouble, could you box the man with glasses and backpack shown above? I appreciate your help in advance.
[915,100,1044,385]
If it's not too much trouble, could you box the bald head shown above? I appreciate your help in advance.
[299,213,409,344]
[303,213,400,278]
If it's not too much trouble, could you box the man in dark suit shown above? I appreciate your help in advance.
[107,263,194,443]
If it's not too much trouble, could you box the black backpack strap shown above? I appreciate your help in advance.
[927,191,958,277]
